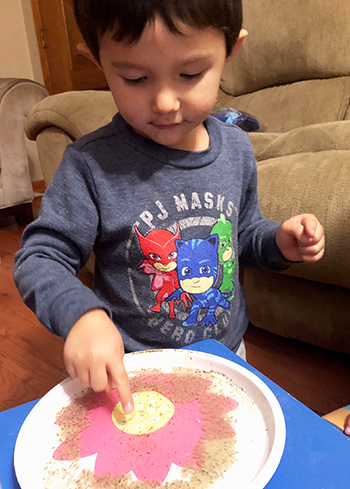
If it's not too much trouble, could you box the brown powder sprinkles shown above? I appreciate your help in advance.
[44,367,247,488]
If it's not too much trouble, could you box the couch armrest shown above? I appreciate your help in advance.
[36,128,74,187]
[25,90,117,187]
[0,78,48,209]
[25,90,116,142]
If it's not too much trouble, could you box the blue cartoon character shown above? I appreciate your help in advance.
[167,235,230,326]
[210,213,236,300]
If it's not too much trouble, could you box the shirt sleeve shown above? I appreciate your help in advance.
[14,146,111,340]
[237,140,291,271]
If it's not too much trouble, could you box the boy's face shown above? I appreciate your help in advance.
[95,19,230,151]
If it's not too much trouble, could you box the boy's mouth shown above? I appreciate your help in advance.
[151,122,181,130]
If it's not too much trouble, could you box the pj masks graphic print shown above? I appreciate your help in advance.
[167,235,230,326]
[134,224,191,318]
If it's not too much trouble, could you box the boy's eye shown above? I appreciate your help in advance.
[123,76,147,86]
[180,72,204,81]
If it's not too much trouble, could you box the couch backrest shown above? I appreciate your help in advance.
[221,0,350,96]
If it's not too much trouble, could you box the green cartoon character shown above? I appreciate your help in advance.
[210,213,236,300]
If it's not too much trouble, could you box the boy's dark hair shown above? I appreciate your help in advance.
[73,0,242,63]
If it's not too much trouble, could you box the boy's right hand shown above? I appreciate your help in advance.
[63,309,134,413]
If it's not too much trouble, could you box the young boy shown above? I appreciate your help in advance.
[14,0,325,414]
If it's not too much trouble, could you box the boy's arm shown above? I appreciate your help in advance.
[237,146,291,271]
[14,146,106,339]
[14,146,134,411]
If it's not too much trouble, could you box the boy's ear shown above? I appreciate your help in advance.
[77,43,101,69]
[226,29,248,64]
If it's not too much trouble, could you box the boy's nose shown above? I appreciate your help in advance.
[152,88,180,114]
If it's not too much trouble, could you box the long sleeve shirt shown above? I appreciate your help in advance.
[14,114,289,353]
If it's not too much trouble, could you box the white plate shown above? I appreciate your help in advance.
[14,349,285,489]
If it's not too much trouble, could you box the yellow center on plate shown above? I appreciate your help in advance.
[112,391,175,435]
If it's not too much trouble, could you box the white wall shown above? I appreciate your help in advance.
[0,0,44,83]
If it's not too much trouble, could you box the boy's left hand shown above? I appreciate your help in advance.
[275,214,325,263]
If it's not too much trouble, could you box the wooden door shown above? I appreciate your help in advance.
[31,0,108,94]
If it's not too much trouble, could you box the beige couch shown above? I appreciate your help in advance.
[25,0,350,353]
[0,78,48,224]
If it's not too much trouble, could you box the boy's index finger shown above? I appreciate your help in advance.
[108,361,134,413]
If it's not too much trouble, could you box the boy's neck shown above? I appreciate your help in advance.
[182,123,210,152]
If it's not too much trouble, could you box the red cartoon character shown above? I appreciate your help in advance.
[134,224,190,318]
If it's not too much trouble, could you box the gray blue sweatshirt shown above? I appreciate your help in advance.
[14,114,289,353]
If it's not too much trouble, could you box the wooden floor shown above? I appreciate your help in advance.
[1,183,350,417]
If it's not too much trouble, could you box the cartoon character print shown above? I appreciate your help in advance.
[134,224,191,318]
[167,235,230,327]
[210,213,236,300]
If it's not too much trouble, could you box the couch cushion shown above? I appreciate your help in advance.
[256,146,350,290]
[218,77,350,133]
[251,120,350,162]
[221,0,350,96]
